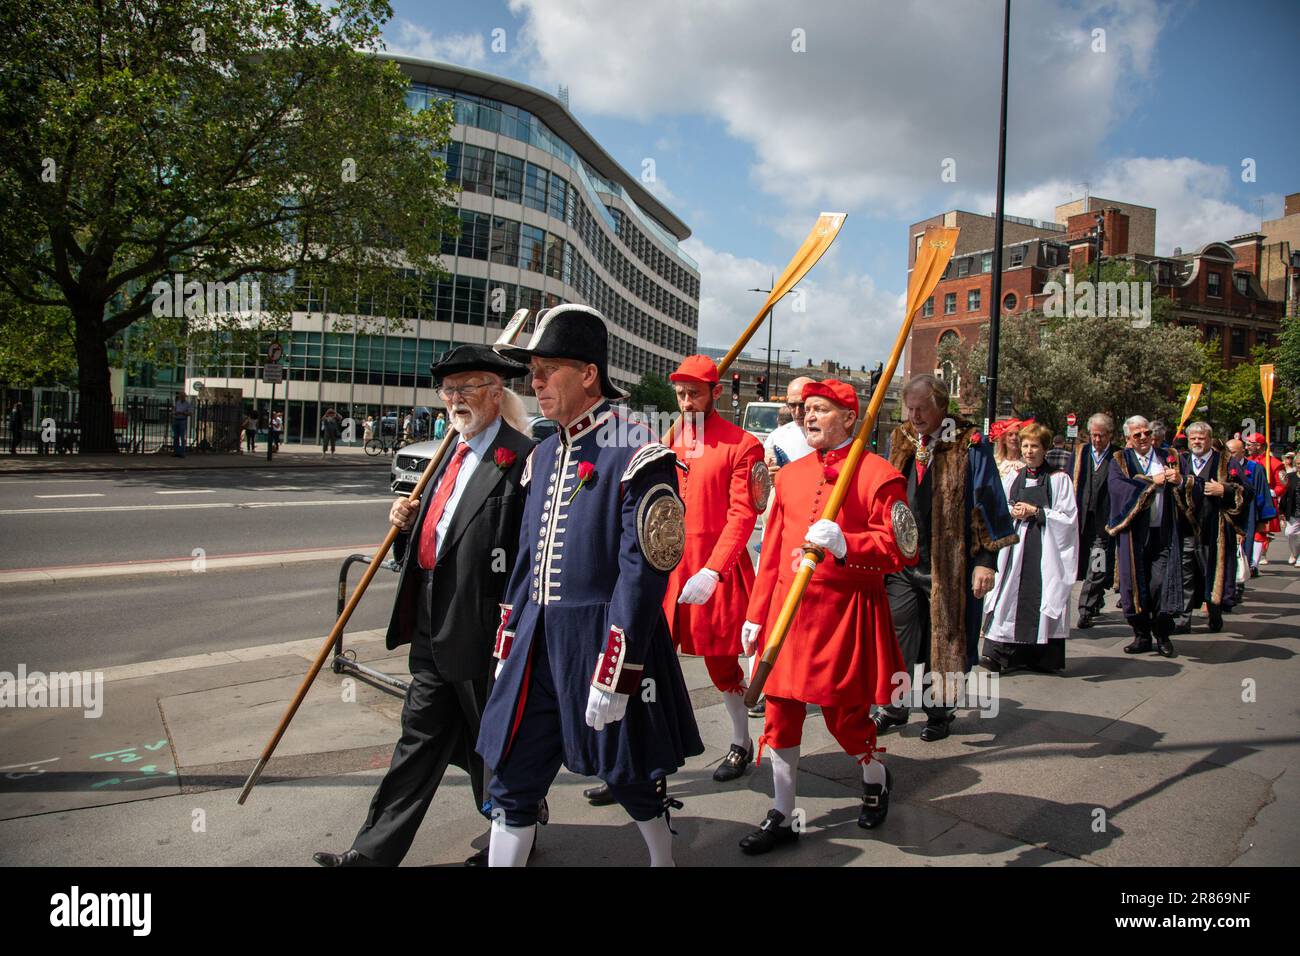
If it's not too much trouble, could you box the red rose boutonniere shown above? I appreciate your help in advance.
[970,431,982,444]
[568,460,596,503]
[495,447,517,472]
[1166,453,1179,468]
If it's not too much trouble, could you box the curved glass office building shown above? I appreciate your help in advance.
[192,54,699,444]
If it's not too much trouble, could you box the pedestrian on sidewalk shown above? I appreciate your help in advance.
[980,422,1078,674]
[270,411,282,452]
[1045,433,1073,473]
[362,414,375,444]
[242,411,257,453]
[8,401,24,455]
[313,345,533,869]
[171,392,191,458]
[433,411,446,440]
[320,408,341,455]
[1280,465,1300,565]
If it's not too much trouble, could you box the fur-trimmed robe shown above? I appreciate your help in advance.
[889,421,1017,679]
[1176,449,1245,606]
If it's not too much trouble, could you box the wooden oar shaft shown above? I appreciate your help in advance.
[237,430,457,804]
[744,225,958,707]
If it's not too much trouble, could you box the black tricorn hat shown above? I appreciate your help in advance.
[430,344,528,385]
[495,304,627,399]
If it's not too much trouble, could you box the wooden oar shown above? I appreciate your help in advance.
[745,225,959,707]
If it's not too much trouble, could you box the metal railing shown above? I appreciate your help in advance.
[1,394,249,455]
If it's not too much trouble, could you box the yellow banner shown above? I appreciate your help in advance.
[1177,383,1203,434]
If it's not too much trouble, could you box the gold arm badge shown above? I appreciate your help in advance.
[891,501,919,560]
[638,484,685,572]
[748,460,773,511]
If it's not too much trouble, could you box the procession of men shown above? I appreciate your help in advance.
[311,303,1280,867]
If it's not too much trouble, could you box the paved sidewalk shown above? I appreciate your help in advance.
[0,442,390,475]
[1,556,1297,867]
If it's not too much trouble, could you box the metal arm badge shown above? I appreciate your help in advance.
[891,500,919,560]
[749,460,773,511]
[638,484,685,572]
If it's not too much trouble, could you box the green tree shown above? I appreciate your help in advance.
[0,299,78,387]
[628,373,677,418]
[1,0,459,449]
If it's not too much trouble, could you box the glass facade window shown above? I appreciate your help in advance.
[547,175,569,222]
[1230,326,1247,356]
[1009,247,1025,267]
[490,217,520,267]
[494,153,524,204]
[461,144,494,196]
[921,297,933,318]
[457,210,490,261]
[1208,272,1222,297]
[524,163,549,213]
[520,224,546,273]
[981,253,992,273]
[967,289,981,312]
[944,292,957,314]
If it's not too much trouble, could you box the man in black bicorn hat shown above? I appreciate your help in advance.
[478,304,704,866]
[313,343,535,867]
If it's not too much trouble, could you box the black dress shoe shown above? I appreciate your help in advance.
[739,809,799,855]
[1076,612,1096,629]
[1173,621,1192,635]
[871,707,909,733]
[1208,605,1223,632]
[858,765,893,829]
[1156,637,1176,658]
[713,742,754,783]
[313,848,380,868]
[978,654,1003,673]
[919,713,955,742]
[583,783,614,806]
[747,697,766,719]
[1123,637,1153,654]
[1250,566,1260,579]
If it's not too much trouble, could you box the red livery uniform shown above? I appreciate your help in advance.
[663,409,765,693]
[747,443,915,759]
[1249,450,1285,537]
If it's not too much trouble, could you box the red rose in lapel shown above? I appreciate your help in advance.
[1166,453,1178,467]
[969,431,982,444]
[495,447,517,471]
[568,460,597,503]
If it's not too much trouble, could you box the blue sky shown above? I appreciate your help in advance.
[379,0,1299,369]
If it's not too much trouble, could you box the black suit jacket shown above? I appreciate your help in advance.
[385,420,533,683]
[1073,444,1115,526]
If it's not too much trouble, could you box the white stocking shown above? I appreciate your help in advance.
[635,815,675,867]
[855,752,887,787]
[722,691,752,750]
[770,745,799,820]
[488,817,535,867]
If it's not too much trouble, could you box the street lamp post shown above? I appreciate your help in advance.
[984,0,1012,432]
[760,347,800,397]
[749,275,799,399]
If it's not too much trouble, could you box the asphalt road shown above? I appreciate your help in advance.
[0,467,395,570]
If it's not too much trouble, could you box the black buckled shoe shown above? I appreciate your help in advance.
[919,712,955,742]
[583,783,613,806]
[313,848,380,868]
[747,697,766,719]
[1123,636,1153,654]
[858,765,893,829]
[871,707,909,734]
[713,742,754,783]
[739,809,799,855]
[1156,636,1176,658]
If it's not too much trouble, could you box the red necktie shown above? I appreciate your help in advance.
[418,443,471,570]
[915,434,931,485]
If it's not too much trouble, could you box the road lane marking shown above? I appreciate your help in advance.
[0,543,388,583]
[0,498,392,515]
[154,489,215,494]
[33,493,105,499]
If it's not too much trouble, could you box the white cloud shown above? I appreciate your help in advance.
[386,22,487,66]
[682,238,904,373]
[508,0,1168,217]
[975,157,1271,254]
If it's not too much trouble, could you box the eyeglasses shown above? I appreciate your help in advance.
[437,383,491,400]
[1130,429,1152,438]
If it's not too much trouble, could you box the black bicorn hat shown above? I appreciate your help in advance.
[495,304,627,399]
[429,344,528,385]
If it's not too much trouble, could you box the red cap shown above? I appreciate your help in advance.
[669,354,719,385]
[1247,432,1267,444]
[801,379,859,414]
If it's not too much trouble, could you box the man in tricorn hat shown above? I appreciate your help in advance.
[478,304,704,866]
[313,344,534,867]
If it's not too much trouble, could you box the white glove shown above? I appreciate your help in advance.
[806,519,847,559]
[494,658,505,680]
[677,568,721,605]
[741,620,762,656]
[585,684,629,731]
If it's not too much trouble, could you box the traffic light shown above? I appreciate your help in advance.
[756,375,768,401]
[731,372,741,399]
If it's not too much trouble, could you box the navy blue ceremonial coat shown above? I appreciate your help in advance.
[1107,446,1184,616]
[476,400,704,786]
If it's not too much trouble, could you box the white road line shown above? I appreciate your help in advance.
[33,493,105,499]
[0,498,392,516]
[155,489,215,495]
